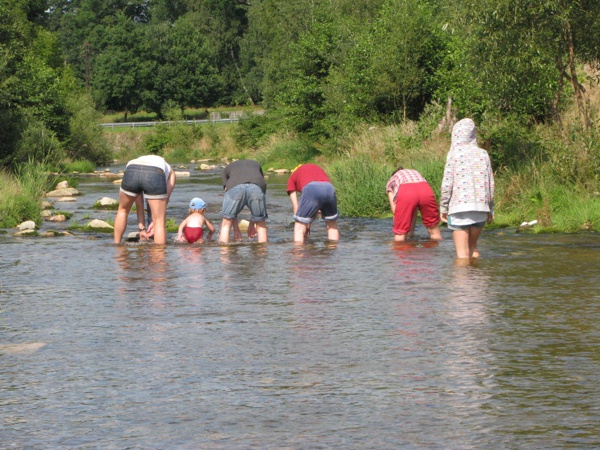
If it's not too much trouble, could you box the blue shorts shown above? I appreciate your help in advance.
[295,181,339,224]
[221,183,268,222]
[120,164,168,200]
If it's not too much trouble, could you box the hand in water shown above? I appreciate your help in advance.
[248,221,256,239]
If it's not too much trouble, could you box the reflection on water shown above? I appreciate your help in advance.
[1,174,600,448]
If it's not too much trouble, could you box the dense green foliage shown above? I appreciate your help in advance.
[4,0,600,167]
[1,0,111,169]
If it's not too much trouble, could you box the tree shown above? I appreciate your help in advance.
[187,0,252,105]
[436,0,600,127]
[47,0,150,85]
[0,0,31,164]
[92,14,146,119]
[325,0,442,125]
[1,0,71,166]
[141,16,224,118]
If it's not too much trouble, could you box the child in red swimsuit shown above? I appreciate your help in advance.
[177,198,215,243]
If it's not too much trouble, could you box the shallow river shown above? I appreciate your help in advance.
[1,165,600,448]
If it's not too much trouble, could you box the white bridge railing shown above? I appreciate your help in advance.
[99,110,264,128]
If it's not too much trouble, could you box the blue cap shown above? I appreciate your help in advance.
[189,197,206,209]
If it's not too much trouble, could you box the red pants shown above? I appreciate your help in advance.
[393,182,440,235]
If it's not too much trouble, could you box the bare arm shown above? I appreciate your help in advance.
[134,195,145,229]
[204,217,215,233]
[134,195,151,240]
[232,218,242,241]
[439,152,455,215]
[289,191,299,214]
[167,169,176,199]
[387,191,396,214]
[177,217,189,240]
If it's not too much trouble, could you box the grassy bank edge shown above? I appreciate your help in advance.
[2,118,600,235]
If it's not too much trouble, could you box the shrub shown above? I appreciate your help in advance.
[143,129,169,155]
[0,163,52,228]
[256,137,319,169]
[14,121,64,167]
[326,156,394,218]
[541,124,600,187]
[67,93,112,165]
[479,118,542,169]
[234,113,281,149]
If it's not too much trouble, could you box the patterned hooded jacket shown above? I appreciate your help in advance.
[439,118,495,215]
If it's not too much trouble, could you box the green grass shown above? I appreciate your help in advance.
[327,156,394,218]
[62,160,97,173]
[256,138,320,170]
[0,163,52,228]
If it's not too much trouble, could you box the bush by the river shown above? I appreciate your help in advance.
[0,163,51,228]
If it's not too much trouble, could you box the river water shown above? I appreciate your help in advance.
[1,165,600,448]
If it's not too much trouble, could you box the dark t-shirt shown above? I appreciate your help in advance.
[286,164,331,194]
[222,160,267,193]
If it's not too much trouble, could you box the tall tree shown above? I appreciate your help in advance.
[141,15,224,117]
[187,0,251,105]
[437,0,600,126]
[92,13,146,119]
[46,0,149,84]
[0,0,31,164]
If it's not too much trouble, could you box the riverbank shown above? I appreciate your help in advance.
[101,118,600,234]
[2,96,599,233]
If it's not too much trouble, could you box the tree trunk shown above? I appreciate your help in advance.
[231,48,255,106]
[553,56,565,138]
[566,19,589,130]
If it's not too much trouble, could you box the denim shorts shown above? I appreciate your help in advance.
[221,183,268,222]
[120,164,168,199]
[295,181,339,224]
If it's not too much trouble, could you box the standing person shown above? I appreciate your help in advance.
[219,159,268,244]
[177,197,215,243]
[440,118,495,258]
[386,166,442,241]
[114,154,176,245]
[287,163,339,243]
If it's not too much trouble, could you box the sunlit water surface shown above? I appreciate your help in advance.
[1,168,600,448]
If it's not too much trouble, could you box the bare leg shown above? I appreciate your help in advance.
[219,218,234,243]
[426,225,442,240]
[146,198,168,245]
[114,191,138,243]
[452,229,470,258]
[294,222,309,243]
[453,226,483,258]
[394,233,408,241]
[254,220,268,243]
[468,226,483,257]
[326,220,339,241]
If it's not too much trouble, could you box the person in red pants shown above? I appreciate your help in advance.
[386,166,442,242]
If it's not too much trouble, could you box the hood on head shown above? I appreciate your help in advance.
[451,118,477,148]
